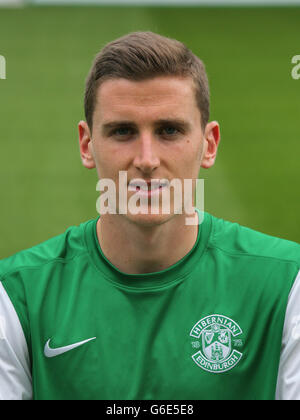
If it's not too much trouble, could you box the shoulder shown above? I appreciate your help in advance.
[0,219,96,280]
[207,213,300,268]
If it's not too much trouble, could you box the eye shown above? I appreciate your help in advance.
[159,126,181,138]
[114,127,132,136]
[163,127,178,135]
[110,126,135,140]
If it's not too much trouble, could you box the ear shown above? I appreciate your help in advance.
[200,121,221,169]
[78,121,96,169]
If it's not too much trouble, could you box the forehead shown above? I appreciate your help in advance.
[94,76,199,121]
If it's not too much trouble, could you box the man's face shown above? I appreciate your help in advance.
[79,76,220,226]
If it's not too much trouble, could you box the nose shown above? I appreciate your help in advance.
[133,132,160,175]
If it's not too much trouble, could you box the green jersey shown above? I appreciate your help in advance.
[0,210,300,400]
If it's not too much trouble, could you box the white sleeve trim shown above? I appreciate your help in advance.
[0,282,32,400]
[276,270,300,400]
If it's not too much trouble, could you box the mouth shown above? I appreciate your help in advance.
[128,179,169,195]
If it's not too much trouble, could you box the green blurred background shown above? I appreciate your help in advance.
[0,5,299,258]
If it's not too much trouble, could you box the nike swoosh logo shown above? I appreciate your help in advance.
[44,337,96,358]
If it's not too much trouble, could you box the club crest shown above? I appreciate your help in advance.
[190,314,243,374]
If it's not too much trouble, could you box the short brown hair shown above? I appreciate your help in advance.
[84,31,210,132]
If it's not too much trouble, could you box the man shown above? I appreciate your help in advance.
[0,32,299,400]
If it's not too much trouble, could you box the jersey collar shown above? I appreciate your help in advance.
[84,209,212,290]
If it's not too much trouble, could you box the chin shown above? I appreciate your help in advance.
[123,209,177,228]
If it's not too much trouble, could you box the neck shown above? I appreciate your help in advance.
[96,213,199,275]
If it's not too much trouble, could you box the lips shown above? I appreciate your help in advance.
[128,179,169,192]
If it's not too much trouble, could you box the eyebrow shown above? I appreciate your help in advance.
[156,119,191,130]
[101,118,191,135]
